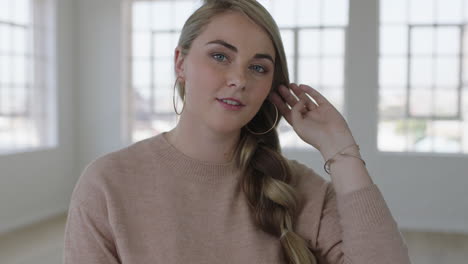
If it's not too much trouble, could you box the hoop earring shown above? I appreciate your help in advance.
[173,77,185,115]
[245,101,279,135]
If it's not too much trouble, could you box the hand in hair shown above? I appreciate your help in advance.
[269,83,357,161]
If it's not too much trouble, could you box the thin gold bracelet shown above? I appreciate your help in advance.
[323,144,366,175]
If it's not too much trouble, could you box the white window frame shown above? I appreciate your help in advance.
[0,0,57,155]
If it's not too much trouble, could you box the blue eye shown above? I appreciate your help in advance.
[212,53,227,62]
[251,65,267,73]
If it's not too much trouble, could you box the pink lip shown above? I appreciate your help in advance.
[218,97,245,106]
[216,98,245,111]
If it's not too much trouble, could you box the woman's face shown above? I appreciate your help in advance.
[175,11,276,134]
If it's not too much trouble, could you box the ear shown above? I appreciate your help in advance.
[174,47,185,79]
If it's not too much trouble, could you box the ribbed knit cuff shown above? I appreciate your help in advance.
[336,184,397,232]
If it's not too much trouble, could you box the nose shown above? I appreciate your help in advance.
[227,66,246,90]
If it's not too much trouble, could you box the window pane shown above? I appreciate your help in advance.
[153,58,173,85]
[435,57,459,87]
[378,120,406,152]
[322,29,344,56]
[410,88,432,116]
[298,0,320,26]
[280,30,294,57]
[325,88,343,112]
[380,0,407,24]
[271,0,295,27]
[13,0,30,25]
[411,27,434,55]
[432,120,462,153]
[411,57,433,86]
[0,0,12,21]
[380,57,407,87]
[153,33,175,58]
[409,0,434,24]
[407,119,429,152]
[436,0,464,23]
[414,121,462,153]
[152,1,172,30]
[379,88,407,118]
[12,27,27,55]
[132,2,151,30]
[299,29,319,56]
[298,58,319,85]
[133,59,151,87]
[0,55,11,84]
[434,89,458,116]
[380,26,407,55]
[154,85,172,113]
[0,25,11,53]
[174,1,199,29]
[0,87,12,114]
[12,56,27,85]
[287,56,295,82]
[134,86,151,107]
[12,86,27,113]
[132,32,150,58]
[323,0,348,25]
[436,27,460,55]
[322,58,343,87]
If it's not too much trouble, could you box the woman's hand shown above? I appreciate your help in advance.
[269,83,358,160]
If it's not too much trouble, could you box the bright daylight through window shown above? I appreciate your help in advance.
[0,0,56,154]
[379,0,468,154]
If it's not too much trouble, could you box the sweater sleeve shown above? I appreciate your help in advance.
[314,182,411,264]
[63,158,121,264]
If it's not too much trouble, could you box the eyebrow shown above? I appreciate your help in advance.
[206,39,275,64]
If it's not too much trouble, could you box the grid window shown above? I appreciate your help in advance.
[0,0,56,154]
[263,0,348,149]
[130,0,201,142]
[379,0,468,154]
[129,0,349,149]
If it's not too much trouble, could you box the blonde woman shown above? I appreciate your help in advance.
[63,0,411,263]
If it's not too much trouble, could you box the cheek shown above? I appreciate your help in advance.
[186,58,221,90]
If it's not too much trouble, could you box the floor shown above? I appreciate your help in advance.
[1,213,467,264]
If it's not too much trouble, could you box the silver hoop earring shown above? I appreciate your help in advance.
[173,77,185,115]
[245,101,279,135]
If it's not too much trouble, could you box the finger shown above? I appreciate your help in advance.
[290,96,308,124]
[290,83,318,111]
[269,92,292,124]
[278,84,298,108]
[298,91,318,111]
[299,85,329,105]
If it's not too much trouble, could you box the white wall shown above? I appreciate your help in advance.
[0,0,78,234]
[0,0,467,235]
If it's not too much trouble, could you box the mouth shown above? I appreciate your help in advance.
[216,97,245,110]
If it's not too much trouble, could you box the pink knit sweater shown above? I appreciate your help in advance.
[63,132,410,263]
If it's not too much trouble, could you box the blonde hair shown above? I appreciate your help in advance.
[176,1,316,263]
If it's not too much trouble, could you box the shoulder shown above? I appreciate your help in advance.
[70,135,162,207]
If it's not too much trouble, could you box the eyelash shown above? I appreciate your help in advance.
[211,53,269,74]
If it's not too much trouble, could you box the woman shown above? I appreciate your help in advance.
[63,0,411,263]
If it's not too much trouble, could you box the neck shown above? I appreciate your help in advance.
[165,119,241,164]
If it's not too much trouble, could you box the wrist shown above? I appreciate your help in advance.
[320,135,357,161]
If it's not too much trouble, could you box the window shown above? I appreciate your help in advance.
[129,0,201,142]
[0,0,56,154]
[128,0,349,148]
[259,0,349,148]
[379,0,468,154]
